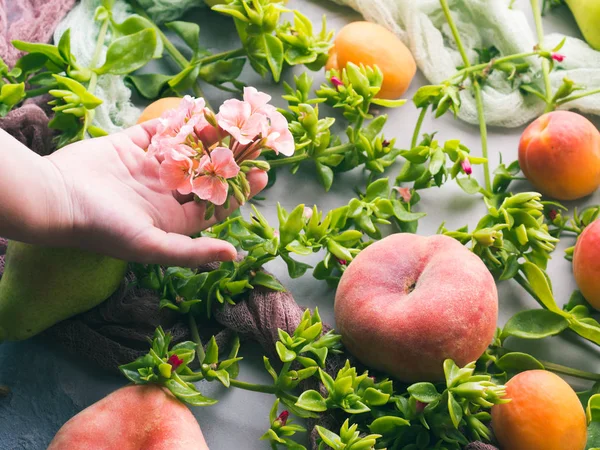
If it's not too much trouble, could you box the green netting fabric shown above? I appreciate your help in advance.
[330,0,600,127]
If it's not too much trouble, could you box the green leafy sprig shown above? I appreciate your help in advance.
[269,65,406,190]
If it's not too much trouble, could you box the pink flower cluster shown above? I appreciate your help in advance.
[148,88,294,205]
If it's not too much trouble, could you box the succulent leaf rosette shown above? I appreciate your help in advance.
[147,88,294,212]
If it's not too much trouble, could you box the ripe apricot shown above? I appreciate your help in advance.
[518,111,600,200]
[327,21,416,99]
[491,370,586,450]
[573,219,600,309]
[137,97,183,124]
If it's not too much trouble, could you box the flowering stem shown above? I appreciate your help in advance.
[267,143,354,167]
[189,314,206,364]
[411,106,428,149]
[557,88,600,106]
[447,51,539,82]
[440,0,492,192]
[530,0,553,111]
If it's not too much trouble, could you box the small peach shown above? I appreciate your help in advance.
[491,370,586,450]
[518,111,600,200]
[573,219,600,309]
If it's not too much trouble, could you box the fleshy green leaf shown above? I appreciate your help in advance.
[95,28,157,75]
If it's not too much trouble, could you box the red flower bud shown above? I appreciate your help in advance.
[549,209,558,221]
[331,76,343,90]
[338,259,347,266]
[382,139,391,147]
[276,410,289,426]
[461,159,473,175]
[551,53,565,62]
[416,400,427,413]
[168,354,184,370]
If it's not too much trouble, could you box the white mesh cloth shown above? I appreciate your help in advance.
[53,0,142,135]
[331,0,600,127]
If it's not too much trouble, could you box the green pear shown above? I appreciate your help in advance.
[565,0,600,50]
[0,241,127,342]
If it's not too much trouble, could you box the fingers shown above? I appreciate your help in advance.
[120,119,160,150]
[129,228,237,267]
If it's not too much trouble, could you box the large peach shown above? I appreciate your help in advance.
[327,21,416,99]
[518,111,600,200]
[573,219,600,309]
[334,233,498,382]
[48,385,209,450]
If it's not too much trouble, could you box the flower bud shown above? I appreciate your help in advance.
[461,158,473,175]
[274,410,289,427]
[551,53,565,62]
[168,354,184,370]
[159,363,173,379]
[330,76,344,90]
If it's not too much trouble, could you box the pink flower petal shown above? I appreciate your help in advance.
[209,147,240,179]
[192,175,229,205]
[265,111,294,156]
[243,87,274,115]
[159,151,195,195]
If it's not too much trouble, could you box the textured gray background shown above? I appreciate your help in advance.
[1,1,600,449]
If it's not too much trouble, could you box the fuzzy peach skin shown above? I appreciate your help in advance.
[518,110,600,201]
[573,219,600,310]
[334,233,498,382]
[48,385,209,450]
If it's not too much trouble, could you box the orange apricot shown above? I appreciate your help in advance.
[137,97,183,124]
[328,21,416,99]
[491,370,587,450]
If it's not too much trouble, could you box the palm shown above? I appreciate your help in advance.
[46,121,267,267]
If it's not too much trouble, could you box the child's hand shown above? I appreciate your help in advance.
[42,121,268,267]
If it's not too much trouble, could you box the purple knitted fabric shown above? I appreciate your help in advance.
[0,0,75,67]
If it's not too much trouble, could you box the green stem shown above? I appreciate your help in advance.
[473,82,491,192]
[530,0,553,110]
[557,88,600,106]
[267,143,354,168]
[229,378,279,394]
[88,17,110,94]
[180,372,205,382]
[542,361,600,381]
[229,379,298,402]
[440,0,492,192]
[189,315,206,364]
[25,84,58,99]
[128,0,208,103]
[197,48,246,66]
[448,51,539,82]
[411,106,428,149]
[513,273,546,309]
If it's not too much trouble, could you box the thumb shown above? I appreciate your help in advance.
[128,228,237,267]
